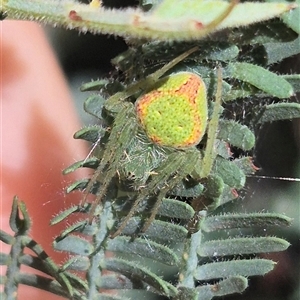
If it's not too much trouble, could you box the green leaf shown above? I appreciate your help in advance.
[233,157,258,175]
[65,178,100,195]
[211,184,238,209]
[53,235,93,256]
[206,44,239,62]
[281,0,300,33]
[0,230,14,245]
[107,236,179,265]
[215,140,231,159]
[202,175,225,200]
[201,212,292,232]
[14,273,72,299]
[226,22,298,45]
[0,253,9,265]
[91,293,130,300]
[179,228,202,288]
[121,218,188,242]
[97,274,133,289]
[282,74,300,93]
[263,36,300,65]
[63,157,99,175]
[84,95,105,119]
[61,256,89,272]
[103,258,177,297]
[54,221,91,241]
[257,102,300,123]
[212,156,246,189]
[65,179,89,193]
[158,198,195,219]
[177,287,198,300]
[225,62,294,98]
[169,181,204,198]
[51,205,86,225]
[152,1,296,37]
[218,120,255,151]
[196,276,248,299]
[195,259,276,280]
[9,196,31,234]
[73,125,106,143]
[222,83,254,102]
[3,0,297,41]
[199,237,290,257]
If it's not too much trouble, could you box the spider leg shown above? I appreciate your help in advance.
[81,160,105,207]
[140,150,200,233]
[200,67,223,178]
[82,104,137,222]
[110,152,185,237]
[110,150,199,238]
[104,47,199,113]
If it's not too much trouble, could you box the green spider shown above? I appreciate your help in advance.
[80,46,224,238]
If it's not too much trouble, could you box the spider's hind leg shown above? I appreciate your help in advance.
[110,149,200,238]
[140,150,200,234]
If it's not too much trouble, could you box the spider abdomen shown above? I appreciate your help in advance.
[136,72,207,148]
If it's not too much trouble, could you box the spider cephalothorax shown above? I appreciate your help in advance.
[76,47,225,237]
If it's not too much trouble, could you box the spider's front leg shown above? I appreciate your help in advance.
[82,103,138,222]
[103,46,199,114]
